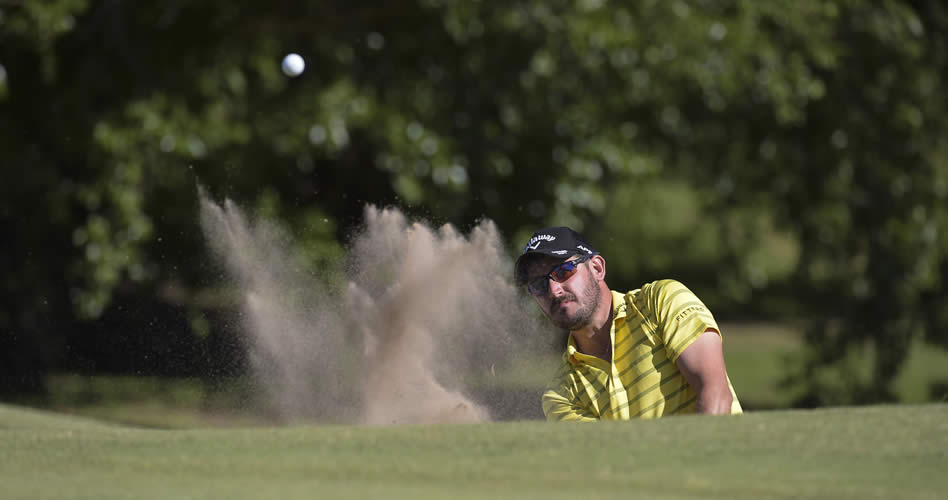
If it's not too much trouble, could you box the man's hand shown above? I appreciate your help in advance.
[676,330,733,415]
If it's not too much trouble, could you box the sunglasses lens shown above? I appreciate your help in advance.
[527,278,548,296]
[526,255,595,295]
[550,262,578,282]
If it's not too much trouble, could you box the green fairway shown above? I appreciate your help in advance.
[2,403,946,499]
[721,322,948,409]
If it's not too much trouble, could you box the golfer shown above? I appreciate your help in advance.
[515,227,742,421]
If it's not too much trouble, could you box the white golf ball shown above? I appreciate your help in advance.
[281,53,305,77]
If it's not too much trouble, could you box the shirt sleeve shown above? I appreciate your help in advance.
[541,362,598,422]
[542,386,598,422]
[647,279,720,362]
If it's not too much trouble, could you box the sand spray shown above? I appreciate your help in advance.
[199,192,549,424]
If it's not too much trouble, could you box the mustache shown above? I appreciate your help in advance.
[551,294,577,308]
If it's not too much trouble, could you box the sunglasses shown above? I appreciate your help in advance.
[525,253,598,296]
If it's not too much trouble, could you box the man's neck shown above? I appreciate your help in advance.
[571,288,614,362]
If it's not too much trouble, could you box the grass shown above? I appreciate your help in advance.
[721,322,948,409]
[1,402,946,499]
[39,374,266,428]
[722,322,810,409]
[29,321,948,428]
[892,339,948,403]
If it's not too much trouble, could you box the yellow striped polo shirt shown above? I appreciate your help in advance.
[542,279,742,421]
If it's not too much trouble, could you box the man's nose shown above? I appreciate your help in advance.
[548,278,567,296]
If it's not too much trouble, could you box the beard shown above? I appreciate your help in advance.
[549,271,602,331]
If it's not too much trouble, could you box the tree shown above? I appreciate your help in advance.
[1,0,946,404]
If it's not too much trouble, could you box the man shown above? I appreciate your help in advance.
[514,226,742,421]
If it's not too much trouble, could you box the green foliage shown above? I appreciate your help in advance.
[1,0,947,404]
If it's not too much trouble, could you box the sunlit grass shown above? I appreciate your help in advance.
[30,322,948,427]
[722,321,948,408]
[2,403,946,500]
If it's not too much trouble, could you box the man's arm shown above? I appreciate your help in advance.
[542,389,598,422]
[675,330,733,415]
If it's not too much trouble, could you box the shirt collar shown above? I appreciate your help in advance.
[611,290,628,321]
[564,290,625,365]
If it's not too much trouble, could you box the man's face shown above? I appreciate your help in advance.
[522,255,602,331]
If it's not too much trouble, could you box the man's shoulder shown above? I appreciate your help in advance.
[617,279,687,301]
[614,280,695,320]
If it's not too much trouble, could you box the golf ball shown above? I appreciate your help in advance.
[281,53,305,77]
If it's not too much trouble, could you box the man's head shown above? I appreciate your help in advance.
[514,227,609,331]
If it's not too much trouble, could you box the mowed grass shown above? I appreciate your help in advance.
[722,322,810,409]
[2,403,946,500]
[28,321,948,429]
[721,322,948,409]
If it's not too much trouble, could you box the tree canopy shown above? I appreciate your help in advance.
[2,0,947,404]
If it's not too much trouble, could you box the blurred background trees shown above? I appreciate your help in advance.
[2,0,947,407]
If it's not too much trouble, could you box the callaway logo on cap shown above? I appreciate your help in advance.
[514,226,598,284]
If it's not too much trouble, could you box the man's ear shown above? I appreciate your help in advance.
[590,254,606,280]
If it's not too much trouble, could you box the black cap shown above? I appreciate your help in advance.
[514,226,598,284]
